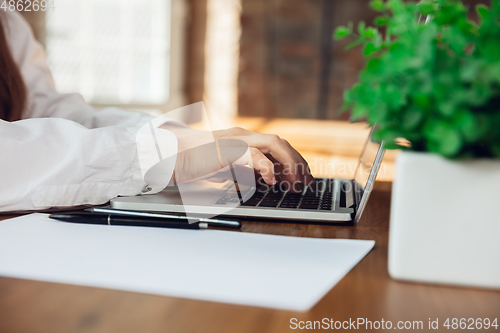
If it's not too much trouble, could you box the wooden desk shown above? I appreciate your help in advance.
[1,182,499,333]
[1,120,499,332]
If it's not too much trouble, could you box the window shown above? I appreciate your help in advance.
[45,0,172,107]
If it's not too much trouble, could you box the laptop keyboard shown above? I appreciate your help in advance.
[216,178,336,211]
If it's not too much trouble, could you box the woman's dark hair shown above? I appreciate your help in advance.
[0,14,26,121]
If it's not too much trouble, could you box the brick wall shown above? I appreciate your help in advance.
[238,0,378,120]
[238,0,488,120]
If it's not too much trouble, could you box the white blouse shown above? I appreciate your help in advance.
[0,11,179,212]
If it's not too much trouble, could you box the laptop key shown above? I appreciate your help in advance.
[302,199,320,204]
[282,194,300,201]
[281,201,299,207]
[279,201,299,208]
[320,202,332,210]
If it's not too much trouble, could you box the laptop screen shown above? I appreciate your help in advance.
[352,127,385,222]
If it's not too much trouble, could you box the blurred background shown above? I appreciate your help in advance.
[19,0,487,122]
[17,0,487,180]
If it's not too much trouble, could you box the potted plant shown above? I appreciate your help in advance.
[335,0,500,289]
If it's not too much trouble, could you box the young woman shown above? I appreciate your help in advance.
[0,10,313,212]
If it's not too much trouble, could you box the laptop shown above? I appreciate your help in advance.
[111,128,385,223]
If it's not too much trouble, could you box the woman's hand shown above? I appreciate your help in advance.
[161,124,315,193]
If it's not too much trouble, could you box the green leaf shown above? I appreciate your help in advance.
[386,0,405,13]
[425,122,463,157]
[438,101,456,117]
[351,103,369,120]
[476,4,490,23]
[454,109,479,142]
[441,25,469,55]
[434,4,462,26]
[485,63,500,84]
[363,27,378,39]
[369,0,386,12]
[374,16,389,26]
[480,40,500,62]
[365,58,384,75]
[372,33,384,48]
[358,21,366,35]
[467,114,490,141]
[368,102,389,123]
[363,42,378,56]
[439,130,462,157]
[343,89,354,105]
[345,39,364,50]
[383,84,405,110]
[459,60,482,82]
[334,26,351,40]
[412,93,432,110]
[458,19,478,36]
[464,82,493,106]
[402,108,424,130]
[417,2,436,16]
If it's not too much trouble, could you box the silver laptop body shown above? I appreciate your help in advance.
[111,128,385,223]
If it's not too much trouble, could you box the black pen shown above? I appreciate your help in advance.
[49,214,208,230]
[85,207,242,229]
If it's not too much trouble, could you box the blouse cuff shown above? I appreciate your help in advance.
[120,121,179,197]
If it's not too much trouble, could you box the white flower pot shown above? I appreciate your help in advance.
[388,151,500,289]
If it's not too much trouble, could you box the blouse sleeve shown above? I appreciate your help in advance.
[0,117,178,212]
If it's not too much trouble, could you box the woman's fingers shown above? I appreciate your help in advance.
[166,125,314,187]
[213,127,315,190]
[264,153,307,193]
[249,148,276,185]
[241,133,315,189]
[281,140,315,187]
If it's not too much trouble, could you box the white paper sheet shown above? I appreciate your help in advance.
[0,213,374,312]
